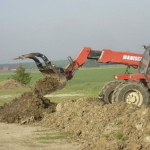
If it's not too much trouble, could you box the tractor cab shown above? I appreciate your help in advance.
[138,45,150,78]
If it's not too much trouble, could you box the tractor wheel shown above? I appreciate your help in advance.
[98,81,121,104]
[112,81,150,107]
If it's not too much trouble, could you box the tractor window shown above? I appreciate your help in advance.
[138,47,150,75]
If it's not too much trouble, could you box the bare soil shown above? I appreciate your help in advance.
[1,77,150,149]
[0,123,79,150]
[41,98,150,150]
[0,76,58,123]
[0,79,29,89]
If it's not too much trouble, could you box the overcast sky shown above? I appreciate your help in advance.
[0,0,150,64]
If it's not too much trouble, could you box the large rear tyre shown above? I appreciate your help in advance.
[112,81,150,107]
[98,81,121,104]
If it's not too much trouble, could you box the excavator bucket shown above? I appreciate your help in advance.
[13,53,67,90]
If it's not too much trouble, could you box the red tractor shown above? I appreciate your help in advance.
[14,45,150,107]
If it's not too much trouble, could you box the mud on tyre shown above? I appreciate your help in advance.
[98,81,121,104]
[112,81,150,107]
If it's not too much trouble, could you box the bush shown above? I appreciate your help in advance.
[11,64,32,84]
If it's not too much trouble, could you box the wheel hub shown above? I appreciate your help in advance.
[126,92,139,103]
[125,90,143,106]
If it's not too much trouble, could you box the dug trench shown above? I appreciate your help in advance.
[1,76,150,149]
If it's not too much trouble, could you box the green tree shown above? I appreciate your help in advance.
[12,64,32,84]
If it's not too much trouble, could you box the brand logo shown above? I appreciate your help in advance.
[123,55,142,61]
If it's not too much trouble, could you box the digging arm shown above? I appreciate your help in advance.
[13,47,143,81]
[64,48,143,80]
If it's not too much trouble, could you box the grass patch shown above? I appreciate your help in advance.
[0,88,30,106]
[102,134,109,138]
[114,121,123,125]
[115,132,123,140]
[115,132,126,141]
[37,135,64,140]
[0,66,137,105]
[0,70,43,85]
[36,132,73,141]
[147,131,150,136]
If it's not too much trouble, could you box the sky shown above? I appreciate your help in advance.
[0,0,150,64]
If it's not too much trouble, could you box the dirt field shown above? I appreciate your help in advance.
[1,77,150,149]
[0,123,79,150]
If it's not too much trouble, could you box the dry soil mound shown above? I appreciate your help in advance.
[0,76,59,123]
[0,79,29,89]
[41,98,150,150]
[1,75,150,150]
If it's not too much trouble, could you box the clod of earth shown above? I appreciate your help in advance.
[32,76,59,96]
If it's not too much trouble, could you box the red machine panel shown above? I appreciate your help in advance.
[98,49,142,68]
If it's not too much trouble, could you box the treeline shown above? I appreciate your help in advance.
[0,59,107,69]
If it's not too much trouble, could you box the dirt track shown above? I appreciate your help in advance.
[0,123,79,150]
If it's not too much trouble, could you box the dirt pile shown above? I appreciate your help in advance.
[0,79,29,89]
[41,98,150,150]
[32,76,59,96]
[1,75,150,149]
[0,76,59,123]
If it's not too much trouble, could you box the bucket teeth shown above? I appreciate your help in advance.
[13,53,52,69]
[13,53,67,90]
[14,53,51,66]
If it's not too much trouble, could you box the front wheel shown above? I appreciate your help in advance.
[112,81,150,107]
